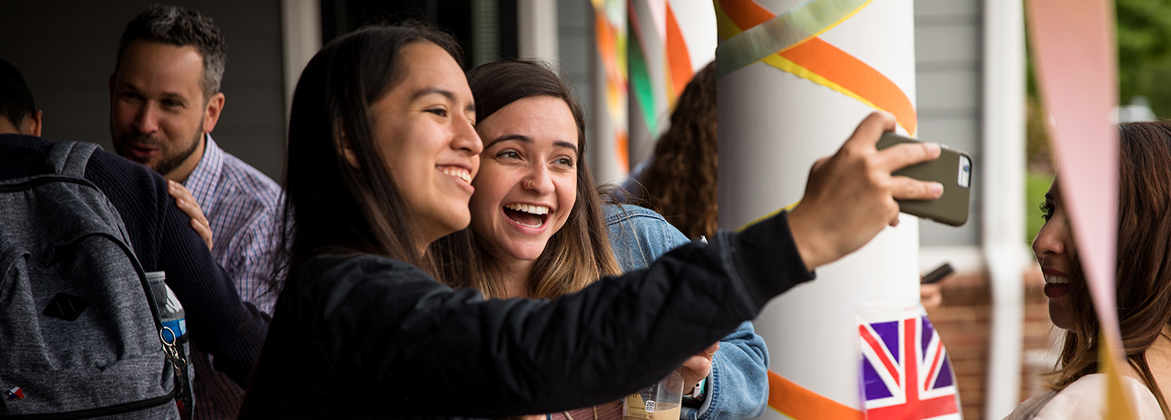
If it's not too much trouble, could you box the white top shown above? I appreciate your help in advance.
[1004,374,1164,419]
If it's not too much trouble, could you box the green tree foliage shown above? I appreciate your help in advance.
[1022,1,1171,243]
[1117,0,1171,114]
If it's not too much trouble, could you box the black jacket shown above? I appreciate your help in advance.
[241,212,813,419]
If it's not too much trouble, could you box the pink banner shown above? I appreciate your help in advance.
[1025,0,1121,355]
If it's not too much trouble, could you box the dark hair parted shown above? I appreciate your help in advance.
[275,24,463,292]
[0,58,35,128]
[1045,121,1171,416]
[639,62,717,239]
[434,60,621,299]
[116,5,227,100]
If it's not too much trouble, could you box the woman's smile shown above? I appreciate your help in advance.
[470,95,579,264]
[503,202,552,228]
[1042,267,1070,298]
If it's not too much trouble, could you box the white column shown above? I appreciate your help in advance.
[717,0,919,416]
[518,0,560,65]
[982,0,1029,417]
[280,0,322,128]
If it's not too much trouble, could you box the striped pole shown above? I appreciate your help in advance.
[591,0,630,185]
[627,0,670,167]
[716,1,958,418]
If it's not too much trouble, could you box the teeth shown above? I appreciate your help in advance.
[1044,275,1069,285]
[441,167,471,184]
[505,203,550,215]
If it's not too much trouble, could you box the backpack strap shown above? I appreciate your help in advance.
[47,142,100,177]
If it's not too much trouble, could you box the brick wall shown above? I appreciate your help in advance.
[926,267,1059,419]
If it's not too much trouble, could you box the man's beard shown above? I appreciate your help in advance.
[155,131,204,176]
[119,130,204,177]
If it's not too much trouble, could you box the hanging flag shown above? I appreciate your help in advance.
[859,316,960,419]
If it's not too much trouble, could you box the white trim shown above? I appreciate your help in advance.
[982,0,1029,417]
[518,0,559,65]
[281,0,322,129]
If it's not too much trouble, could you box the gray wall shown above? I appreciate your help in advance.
[915,0,983,247]
[0,0,287,181]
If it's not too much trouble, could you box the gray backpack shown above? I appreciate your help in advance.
[0,142,183,419]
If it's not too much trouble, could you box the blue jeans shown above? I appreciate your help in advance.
[605,204,769,420]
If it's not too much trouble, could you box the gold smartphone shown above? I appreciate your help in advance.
[876,132,972,226]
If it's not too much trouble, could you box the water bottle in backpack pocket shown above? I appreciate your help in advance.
[147,271,196,418]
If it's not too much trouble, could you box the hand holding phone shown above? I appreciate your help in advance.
[876,132,973,226]
[786,112,944,270]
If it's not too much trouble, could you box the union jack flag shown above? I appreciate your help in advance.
[860,316,961,419]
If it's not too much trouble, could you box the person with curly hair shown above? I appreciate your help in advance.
[636,62,717,239]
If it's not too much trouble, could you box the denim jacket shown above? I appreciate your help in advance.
[604,204,770,420]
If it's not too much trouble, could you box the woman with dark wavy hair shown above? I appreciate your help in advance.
[638,62,718,239]
[1009,121,1171,419]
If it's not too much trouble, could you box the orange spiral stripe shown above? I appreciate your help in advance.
[717,0,917,135]
[782,38,917,135]
[768,371,864,419]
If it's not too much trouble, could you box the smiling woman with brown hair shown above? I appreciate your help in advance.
[434,60,770,420]
[433,60,619,300]
[1008,121,1171,419]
